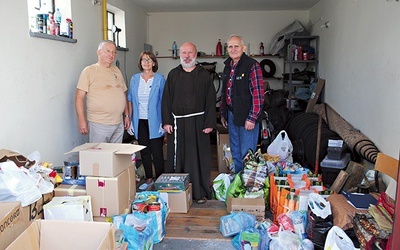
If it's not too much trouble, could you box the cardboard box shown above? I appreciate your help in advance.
[159,183,193,213]
[54,184,86,197]
[155,173,190,191]
[6,220,115,250]
[22,192,54,223]
[43,196,93,221]
[217,130,230,173]
[86,165,136,217]
[226,196,265,221]
[65,143,145,177]
[0,202,28,250]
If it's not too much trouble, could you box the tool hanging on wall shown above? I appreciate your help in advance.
[314,115,322,174]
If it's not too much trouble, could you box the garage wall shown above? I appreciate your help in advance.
[148,11,309,90]
[0,0,147,165]
[310,0,400,158]
[148,3,399,160]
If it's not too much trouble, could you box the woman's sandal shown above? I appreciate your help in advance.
[195,197,207,204]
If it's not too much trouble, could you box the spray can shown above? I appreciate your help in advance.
[259,42,264,56]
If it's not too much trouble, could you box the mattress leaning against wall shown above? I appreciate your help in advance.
[313,103,380,163]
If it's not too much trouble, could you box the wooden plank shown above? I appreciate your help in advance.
[164,199,230,240]
[342,161,366,192]
[329,170,349,193]
[164,226,229,240]
[306,78,325,113]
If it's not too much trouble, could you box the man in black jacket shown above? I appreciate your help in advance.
[220,35,264,174]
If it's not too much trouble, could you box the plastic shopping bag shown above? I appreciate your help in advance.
[324,226,356,250]
[267,130,293,161]
[0,161,42,206]
[213,173,232,202]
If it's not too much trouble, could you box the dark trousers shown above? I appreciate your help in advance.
[138,119,164,179]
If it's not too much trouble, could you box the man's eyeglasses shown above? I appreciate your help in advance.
[141,58,153,63]
[103,49,117,56]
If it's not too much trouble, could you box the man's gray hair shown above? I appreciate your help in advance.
[227,35,245,45]
[98,40,116,51]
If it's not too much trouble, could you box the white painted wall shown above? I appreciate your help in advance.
[309,0,400,158]
[148,11,309,90]
[0,0,147,165]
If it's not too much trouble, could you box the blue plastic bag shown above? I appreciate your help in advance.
[232,227,270,250]
[219,212,257,237]
[116,214,154,250]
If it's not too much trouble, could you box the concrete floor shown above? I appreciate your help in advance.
[154,238,235,250]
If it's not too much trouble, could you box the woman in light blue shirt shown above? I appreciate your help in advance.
[128,51,165,190]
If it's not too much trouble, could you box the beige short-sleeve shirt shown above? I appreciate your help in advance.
[77,63,127,125]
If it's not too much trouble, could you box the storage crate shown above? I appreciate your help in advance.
[321,153,350,186]
[155,173,190,191]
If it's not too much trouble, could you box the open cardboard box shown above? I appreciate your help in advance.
[65,143,145,177]
[0,202,28,250]
[226,196,265,221]
[6,220,115,250]
[159,183,193,213]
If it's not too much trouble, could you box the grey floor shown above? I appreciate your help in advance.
[154,238,235,250]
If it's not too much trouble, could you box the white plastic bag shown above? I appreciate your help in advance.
[269,226,302,250]
[0,161,42,206]
[308,193,331,219]
[222,144,234,172]
[213,173,231,201]
[267,130,293,161]
[324,226,356,250]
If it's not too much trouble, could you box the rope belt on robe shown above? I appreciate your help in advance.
[172,111,205,169]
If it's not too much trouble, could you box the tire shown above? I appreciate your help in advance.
[260,59,276,78]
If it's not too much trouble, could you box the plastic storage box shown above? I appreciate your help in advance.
[320,153,351,186]
[155,173,190,191]
[327,145,347,160]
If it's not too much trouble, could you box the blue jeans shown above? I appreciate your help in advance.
[227,110,259,173]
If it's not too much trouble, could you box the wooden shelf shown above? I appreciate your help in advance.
[157,54,282,59]
[29,31,77,43]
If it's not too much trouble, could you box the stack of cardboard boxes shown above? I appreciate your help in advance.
[1,143,145,248]
[64,143,145,220]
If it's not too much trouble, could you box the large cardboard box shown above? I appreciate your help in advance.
[65,143,145,177]
[43,196,93,221]
[6,220,115,250]
[159,183,193,213]
[217,130,230,173]
[226,196,265,221]
[86,165,136,217]
[22,192,54,223]
[0,202,28,250]
[54,184,86,197]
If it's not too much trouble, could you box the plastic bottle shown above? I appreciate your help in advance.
[259,42,264,56]
[66,18,73,39]
[172,41,178,59]
[54,8,62,36]
[36,14,44,33]
[216,39,222,56]
[42,14,47,34]
[49,14,56,35]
